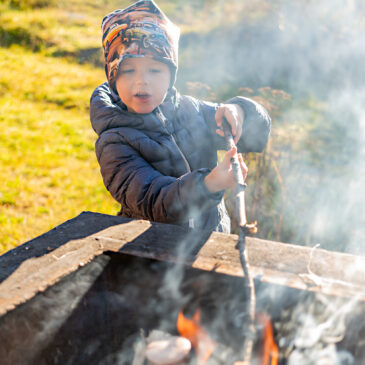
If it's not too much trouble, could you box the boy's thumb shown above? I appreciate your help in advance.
[222,146,237,167]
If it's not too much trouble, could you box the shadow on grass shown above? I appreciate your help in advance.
[0,25,45,51]
[50,47,104,68]
[0,26,104,67]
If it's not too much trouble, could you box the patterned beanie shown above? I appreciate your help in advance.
[101,0,180,94]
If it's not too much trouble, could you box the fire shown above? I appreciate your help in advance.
[177,309,216,365]
[258,313,279,365]
[177,310,278,365]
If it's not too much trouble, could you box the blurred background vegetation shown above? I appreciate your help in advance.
[0,0,364,254]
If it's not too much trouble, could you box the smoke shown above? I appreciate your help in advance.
[284,293,359,365]
[173,0,365,253]
[177,0,364,96]
[168,1,365,363]
[304,87,365,251]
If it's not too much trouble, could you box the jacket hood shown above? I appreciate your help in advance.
[101,0,180,94]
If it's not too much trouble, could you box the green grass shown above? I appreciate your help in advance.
[0,45,120,253]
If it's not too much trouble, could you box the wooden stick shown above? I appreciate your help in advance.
[222,118,256,364]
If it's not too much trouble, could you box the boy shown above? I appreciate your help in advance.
[90,0,271,233]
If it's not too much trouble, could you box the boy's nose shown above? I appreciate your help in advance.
[136,71,148,85]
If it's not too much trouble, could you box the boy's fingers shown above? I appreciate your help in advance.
[230,146,238,155]
[238,153,247,168]
[222,146,237,167]
[240,159,248,173]
[216,124,241,143]
[215,105,246,147]
[216,119,240,143]
[215,106,224,127]
[233,124,242,144]
[216,105,237,135]
[238,153,248,178]
[224,112,237,136]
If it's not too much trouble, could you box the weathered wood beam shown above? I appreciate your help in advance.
[0,211,364,317]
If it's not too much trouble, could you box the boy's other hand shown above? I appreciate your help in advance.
[215,104,244,145]
[204,146,248,194]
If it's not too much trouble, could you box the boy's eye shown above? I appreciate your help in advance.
[120,69,134,74]
[150,68,161,73]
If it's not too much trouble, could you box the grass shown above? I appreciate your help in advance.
[0,45,120,253]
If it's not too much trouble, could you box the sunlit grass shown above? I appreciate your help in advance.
[0,46,120,254]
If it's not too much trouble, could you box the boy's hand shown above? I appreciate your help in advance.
[215,104,244,145]
[204,146,248,194]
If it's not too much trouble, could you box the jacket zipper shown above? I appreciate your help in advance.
[156,110,195,229]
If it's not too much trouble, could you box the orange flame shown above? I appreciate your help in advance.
[258,313,279,365]
[177,309,216,365]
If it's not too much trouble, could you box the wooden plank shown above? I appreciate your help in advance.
[0,211,364,317]
[93,222,365,300]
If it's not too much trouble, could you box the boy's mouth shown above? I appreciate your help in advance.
[134,93,151,100]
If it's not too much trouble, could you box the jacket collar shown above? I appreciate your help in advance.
[101,82,180,135]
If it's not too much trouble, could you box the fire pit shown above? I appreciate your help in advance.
[0,212,364,364]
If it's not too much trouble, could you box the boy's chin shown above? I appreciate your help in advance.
[127,105,156,114]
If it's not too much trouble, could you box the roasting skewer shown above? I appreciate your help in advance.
[222,118,257,364]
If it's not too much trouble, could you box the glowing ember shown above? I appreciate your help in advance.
[258,313,279,365]
[177,309,216,365]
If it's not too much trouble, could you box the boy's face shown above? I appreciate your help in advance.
[116,57,171,114]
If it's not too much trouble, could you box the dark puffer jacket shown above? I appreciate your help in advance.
[90,82,271,233]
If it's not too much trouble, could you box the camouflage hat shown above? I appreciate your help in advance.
[101,0,180,94]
